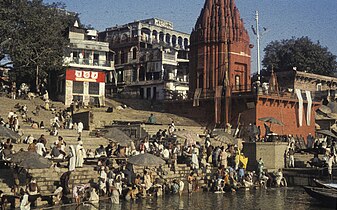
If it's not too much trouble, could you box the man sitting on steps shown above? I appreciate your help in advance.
[147,113,156,124]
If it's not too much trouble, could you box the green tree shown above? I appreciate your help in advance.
[262,36,337,76]
[0,0,76,90]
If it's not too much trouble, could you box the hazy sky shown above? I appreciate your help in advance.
[43,0,337,74]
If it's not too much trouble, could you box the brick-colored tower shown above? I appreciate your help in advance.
[189,0,251,124]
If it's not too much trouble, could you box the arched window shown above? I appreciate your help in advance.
[152,30,158,43]
[121,34,128,42]
[184,38,189,48]
[178,36,183,47]
[316,83,322,91]
[159,32,164,42]
[166,33,171,45]
[172,35,177,46]
[132,48,137,60]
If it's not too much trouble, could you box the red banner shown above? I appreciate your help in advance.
[66,69,105,82]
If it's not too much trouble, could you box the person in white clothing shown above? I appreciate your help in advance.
[191,145,199,170]
[77,122,83,137]
[35,140,46,156]
[43,90,49,101]
[75,140,86,168]
[179,180,184,196]
[20,193,31,210]
[88,188,99,204]
[68,145,76,171]
[162,147,170,161]
[99,166,107,195]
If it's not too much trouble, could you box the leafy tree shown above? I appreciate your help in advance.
[262,36,337,76]
[0,0,77,90]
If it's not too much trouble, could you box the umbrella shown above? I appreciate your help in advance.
[0,125,21,141]
[174,130,201,145]
[213,132,235,145]
[316,130,337,139]
[127,153,165,167]
[103,128,133,146]
[327,113,337,119]
[318,105,332,114]
[258,117,284,126]
[8,151,52,169]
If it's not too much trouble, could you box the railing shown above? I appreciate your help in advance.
[163,53,176,61]
[69,57,113,67]
[231,84,252,93]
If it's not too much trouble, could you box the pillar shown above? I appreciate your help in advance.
[149,31,153,43]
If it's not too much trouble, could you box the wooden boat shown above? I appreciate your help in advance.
[303,186,337,208]
[313,179,337,190]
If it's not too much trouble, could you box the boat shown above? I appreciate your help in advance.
[303,186,337,208]
[313,179,337,190]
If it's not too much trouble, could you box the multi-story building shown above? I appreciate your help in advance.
[98,18,190,100]
[58,21,115,106]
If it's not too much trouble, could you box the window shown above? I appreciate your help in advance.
[89,82,99,95]
[146,88,151,99]
[73,81,83,94]
[317,83,322,91]
[93,53,99,66]
[132,68,138,82]
[121,51,126,64]
[235,75,240,91]
[117,70,124,82]
[132,48,137,60]
[139,67,145,81]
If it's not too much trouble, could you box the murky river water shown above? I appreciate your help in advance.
[50,187,334,210]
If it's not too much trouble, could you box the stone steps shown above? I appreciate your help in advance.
[14,127,109,152]
[30,167,99,194]
[133,163,215,188]
[141,124,206,138]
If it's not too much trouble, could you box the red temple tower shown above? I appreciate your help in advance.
[189,0,251,125]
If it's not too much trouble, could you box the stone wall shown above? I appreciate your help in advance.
[256,95,320,139]
[25,163,214,196]
[163,99,215,125]
[243,142,288,172]
[29,167,99,195]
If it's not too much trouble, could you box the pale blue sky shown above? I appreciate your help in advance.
[43,0,337,74]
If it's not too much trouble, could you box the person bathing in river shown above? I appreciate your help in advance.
[179,179,184,197]
[143,170,152,197]
[72,184,90,205]
[187,172,194,196]
[110,182,120,204]
[274,169,286,187]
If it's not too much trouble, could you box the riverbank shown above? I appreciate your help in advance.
[0,96,335,209]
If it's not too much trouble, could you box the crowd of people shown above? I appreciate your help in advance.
[0,98,336,209]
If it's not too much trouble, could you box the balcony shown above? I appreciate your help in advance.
[231,84,252,93]
[64,57,114,70]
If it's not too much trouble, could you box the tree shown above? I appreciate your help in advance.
[262,36,337,76]
[0,0,77,90]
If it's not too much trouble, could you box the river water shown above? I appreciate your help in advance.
[52,187,334,210]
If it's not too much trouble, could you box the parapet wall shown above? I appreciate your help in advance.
[28,167,99,195]
[243,142,288,172]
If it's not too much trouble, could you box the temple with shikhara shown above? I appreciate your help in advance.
[189,0,251,124]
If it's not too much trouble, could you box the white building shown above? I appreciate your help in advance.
[58,22,114,106]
